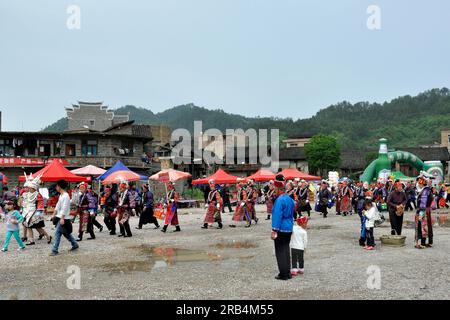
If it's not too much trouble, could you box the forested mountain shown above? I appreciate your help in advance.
[42,88,450,148]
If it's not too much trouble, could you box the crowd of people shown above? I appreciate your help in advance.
[0,173,182,254]
[0,170,447,283]
[268,171,446,280]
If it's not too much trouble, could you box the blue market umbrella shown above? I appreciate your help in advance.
[96,160,145,182]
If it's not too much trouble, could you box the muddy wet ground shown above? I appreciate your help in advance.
[0,206,449,300]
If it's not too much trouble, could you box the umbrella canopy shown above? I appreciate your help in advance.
[246,169,275,182]
[150,169,192,182]
[134,171,149,181]
[101,170,141,185]
[71,165,106,176]
[278,168,321,181]
[18,159,89,182]
[192,169,242,185]
[96,160,143,182]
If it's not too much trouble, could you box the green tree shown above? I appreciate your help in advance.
[278,132,288,149]
[305,134,341,176]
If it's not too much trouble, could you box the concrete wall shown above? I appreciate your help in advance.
[151,125,171,145]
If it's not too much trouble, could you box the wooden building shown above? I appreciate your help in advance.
[0,121,160,186]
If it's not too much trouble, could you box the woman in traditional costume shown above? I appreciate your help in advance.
[229,183,252,228]
[374,181,388,212]
[161,182,181,233]
[20,173,52,246]
[265,180,276,220]
[128,183,141,218]
[415,173,434,249]
[76,182,97,241]
[296,180,312,218]
[246,179,259,224]
[339,180,353,216]
[115,182,133,237]
[335,182,342,215]
[202,179,223,229]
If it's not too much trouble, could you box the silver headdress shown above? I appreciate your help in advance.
[23,172,42,190]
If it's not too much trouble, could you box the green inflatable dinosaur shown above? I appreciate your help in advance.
[360,138,444,183]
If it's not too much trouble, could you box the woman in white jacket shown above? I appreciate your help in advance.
[363,199,378,250]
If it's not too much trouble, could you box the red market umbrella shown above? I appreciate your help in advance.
[278,168,321,181]
[149,169,192,182]
[19,159,89,182]
[71,165,106,176]
[192,169,242,185]
[101,170,141,185]
[246,169,275,182]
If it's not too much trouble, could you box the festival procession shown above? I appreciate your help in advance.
[1,136,449,286]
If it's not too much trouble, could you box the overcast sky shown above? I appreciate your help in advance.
[1,0,450,131]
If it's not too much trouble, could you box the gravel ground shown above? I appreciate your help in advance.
[0,205,449,300]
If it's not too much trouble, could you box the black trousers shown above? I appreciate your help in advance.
[274,232,292,279]
[104,215,116,233]
[119,220,132,236]
[222,201,232,213]
[320,204,328,217]
[388,209,404,235]
[93,216,102,230]
[366,227,375,247]
[291,248,304,269]
[138,207,159,228]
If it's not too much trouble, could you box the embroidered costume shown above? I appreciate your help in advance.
[161,182,181,233]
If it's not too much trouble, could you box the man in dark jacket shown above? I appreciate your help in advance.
[318,181,332,218]
[387,181,407,235]
[102,186,118,235]
[137,184,159,229]
[220,184,232,213]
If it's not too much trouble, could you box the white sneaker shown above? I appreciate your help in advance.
[18,247,25,251]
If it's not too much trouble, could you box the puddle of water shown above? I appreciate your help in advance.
[101,245,222,274]
[213,241,257,249]
[136,245,222,265]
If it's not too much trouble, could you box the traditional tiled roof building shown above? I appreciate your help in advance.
[66,101,129,132]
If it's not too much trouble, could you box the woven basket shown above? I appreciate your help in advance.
[380,234,406,246]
